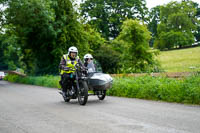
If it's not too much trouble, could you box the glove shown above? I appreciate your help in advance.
[81,66,87,71]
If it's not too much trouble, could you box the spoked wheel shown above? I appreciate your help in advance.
[97,90,106,100]
[78,81,88,105]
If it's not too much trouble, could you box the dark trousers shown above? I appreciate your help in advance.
[60,73,75,92]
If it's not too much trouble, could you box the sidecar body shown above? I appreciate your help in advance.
[87,73,113,91]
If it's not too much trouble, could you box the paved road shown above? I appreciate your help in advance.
[0,81,200,133]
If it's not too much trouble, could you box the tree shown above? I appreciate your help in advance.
[0,31,22,70]
[94,45,121,73]
[148,6,160,47]
[0,36,8,70]
[192,1,200,42]
[154,1,197,50]
[80,0,148,40]
[1,0,109,75]
[50,0,91,75]
[1,0,91,75]
[3,0,58,74]
[82,24,105,54]
[116,19,159,73]
[154,31,194,50]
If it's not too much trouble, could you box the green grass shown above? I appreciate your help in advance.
[4,74,61,89]
[4,74,200,105]
[108,74,200,104]
[157,46,200,72]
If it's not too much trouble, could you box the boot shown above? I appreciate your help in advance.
[62,91,67,98]
[59,80,62,86]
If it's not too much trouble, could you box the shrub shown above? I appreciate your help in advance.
[4,74,200,105]
[108,75,200,104]
[4,74,61,89]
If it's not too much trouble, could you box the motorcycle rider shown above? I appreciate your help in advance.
[59,46,83,97]
[84,54,96,73]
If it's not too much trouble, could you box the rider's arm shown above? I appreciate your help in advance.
[78,59,87,71]
[59,56,66,70]
[78,59,84,67]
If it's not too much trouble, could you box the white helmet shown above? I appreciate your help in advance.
[84,54,93,59]
[68,46,78,55]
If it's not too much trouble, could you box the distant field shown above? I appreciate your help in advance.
[157,46,200,72]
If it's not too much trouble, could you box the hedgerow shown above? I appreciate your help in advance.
[4,74,200,104]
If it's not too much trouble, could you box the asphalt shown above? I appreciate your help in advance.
[0,80,200,133]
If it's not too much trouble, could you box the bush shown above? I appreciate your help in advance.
[4,74,61,89]
[107,75,200,104]
[115,19,160,73]
[94,45,121,73]
[4,73,200,105]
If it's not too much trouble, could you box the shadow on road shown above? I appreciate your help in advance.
[57,97,107,106]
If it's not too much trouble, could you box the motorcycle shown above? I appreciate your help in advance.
[59,62,113,105]
[59,63,89,105]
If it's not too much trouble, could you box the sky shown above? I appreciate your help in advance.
[146,0,200,9]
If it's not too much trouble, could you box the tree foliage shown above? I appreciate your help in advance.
[3,0,58,74]
[115,19,159,73]
[82,24,105,54]
[148,6,160,47]
[0,0,107,75]
[0,0,162,74]
[192,1,200,42]
[0,32,22,70]
[154,1,197,50]
[94,45,121,73]
[80,0,148,39]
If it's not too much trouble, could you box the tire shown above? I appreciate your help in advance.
[97,90,106,100]
[78,81,88,105]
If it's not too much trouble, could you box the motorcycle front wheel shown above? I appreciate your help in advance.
[78,81,88,105]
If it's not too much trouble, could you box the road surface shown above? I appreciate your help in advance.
[0,81,200,133]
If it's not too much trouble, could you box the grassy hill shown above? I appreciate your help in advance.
[157,46,200,72]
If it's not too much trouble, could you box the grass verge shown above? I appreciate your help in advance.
[4,74,200,105]
[3,74,61,89]
[108,74,200,104]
